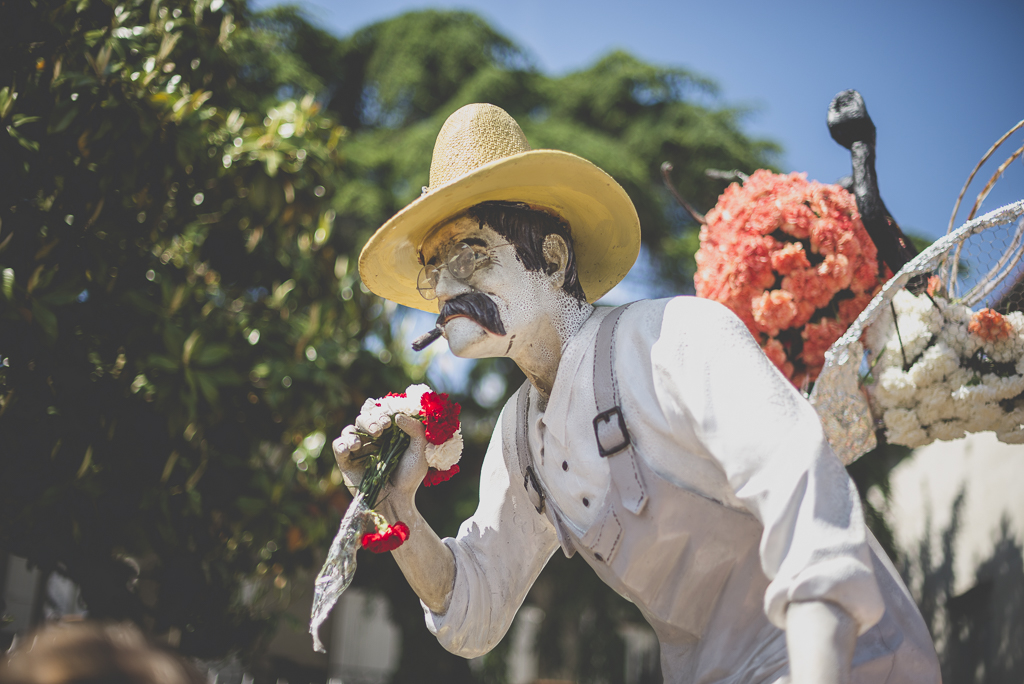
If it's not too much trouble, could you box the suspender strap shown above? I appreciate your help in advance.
[506,380,577,557]
[514,381,545,515]
[592,305,648,515]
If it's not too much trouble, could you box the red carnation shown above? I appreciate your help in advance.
[361,521,410,553]
[420,391,461,445]
[423,464,460,487]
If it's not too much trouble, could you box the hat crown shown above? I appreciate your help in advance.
[428,104,532,190]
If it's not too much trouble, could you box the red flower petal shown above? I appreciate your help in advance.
[420,391,461,445]
[362,522,410,553]
[423,464,460,487]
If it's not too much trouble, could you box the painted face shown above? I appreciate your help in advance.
[418,215,560,359]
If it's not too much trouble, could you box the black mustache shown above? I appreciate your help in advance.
[438,292,506,336]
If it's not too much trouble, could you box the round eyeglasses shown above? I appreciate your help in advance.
[416,241,511,300]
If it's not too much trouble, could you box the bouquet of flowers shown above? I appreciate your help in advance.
[695,170,888,387]
[865,284,1024,448]
[309,384,462,652]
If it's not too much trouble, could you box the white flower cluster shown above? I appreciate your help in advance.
[358,383,463,470]
[425,429,463,471]
[865,290,1024,447]
[357,383,429,435]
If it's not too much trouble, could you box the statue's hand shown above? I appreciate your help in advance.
[332,424,372,495]
[331,412,429,501]
[389,414,430,498]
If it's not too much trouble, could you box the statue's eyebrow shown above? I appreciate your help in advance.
[422,236,489,266]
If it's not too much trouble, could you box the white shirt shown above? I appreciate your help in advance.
[423,297,885,660]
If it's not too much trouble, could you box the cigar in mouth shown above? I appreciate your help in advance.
[411,325,443,352]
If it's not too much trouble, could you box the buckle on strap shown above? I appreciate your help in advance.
[593,406,630,457]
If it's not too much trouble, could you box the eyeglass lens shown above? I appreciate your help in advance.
[416,242,480,300]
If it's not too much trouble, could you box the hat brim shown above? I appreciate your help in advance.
[358,149,641,314]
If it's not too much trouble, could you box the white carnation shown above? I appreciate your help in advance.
[996,428,1024,444]
[928,420,967,443]
[940,303,978,357]
[883,408,929,448]
[875,367,917,406]
[987,332,1023,364]
[404,383,430,407]
[915,385,956,425]
[868,287,1024,447]
[425,428,463,470]
[963,402,1006,433]
[907,342,959,387]
[368,383,433,419]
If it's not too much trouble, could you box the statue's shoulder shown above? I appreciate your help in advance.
[611,297,753,374]
[616,296,742,339]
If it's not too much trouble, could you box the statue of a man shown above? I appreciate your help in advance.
[336,103,939,683]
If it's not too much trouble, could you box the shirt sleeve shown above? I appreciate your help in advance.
[649,297,886,635]
[421,394,560,657]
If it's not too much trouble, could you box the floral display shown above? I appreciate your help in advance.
[695,170,888,386]
[310,384,462,652]
[865,289,1024,447]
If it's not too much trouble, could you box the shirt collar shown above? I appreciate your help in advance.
[541,306,613,445]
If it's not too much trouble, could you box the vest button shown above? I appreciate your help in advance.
[561,461,568,471]
[582,497,589,507]
[594,553,603,562]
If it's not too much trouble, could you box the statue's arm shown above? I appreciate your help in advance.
[378,416,455,613]
[333,398,559,656]
[333,415,454,613]
[652,299,883,674]
[785,600,857,684]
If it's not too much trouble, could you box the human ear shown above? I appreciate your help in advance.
[542,234,569,286]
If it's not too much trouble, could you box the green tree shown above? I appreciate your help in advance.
[0,0,411,661]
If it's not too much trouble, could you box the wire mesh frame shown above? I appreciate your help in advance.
[809,199,1024,465]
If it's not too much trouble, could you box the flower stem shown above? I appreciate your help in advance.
[357,421,411,508]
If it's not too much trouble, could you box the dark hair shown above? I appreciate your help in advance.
[0,621,205,684]
[465,201,587,302]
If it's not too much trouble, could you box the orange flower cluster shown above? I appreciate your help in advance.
[695,170,887,386]
[968,308,1013,342]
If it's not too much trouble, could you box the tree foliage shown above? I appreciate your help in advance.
[0,0,411,659]
[0,1,778,680]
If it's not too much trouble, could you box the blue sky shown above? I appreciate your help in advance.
[254,0,1023,242]
[252,0,1023,390]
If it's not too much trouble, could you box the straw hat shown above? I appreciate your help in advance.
[358,103,641,313]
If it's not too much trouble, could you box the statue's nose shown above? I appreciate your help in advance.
[433,267,474,304]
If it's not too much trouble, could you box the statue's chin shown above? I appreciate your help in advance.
[444,316,499,358]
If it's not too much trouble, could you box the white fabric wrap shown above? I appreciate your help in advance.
[422,296,885,656]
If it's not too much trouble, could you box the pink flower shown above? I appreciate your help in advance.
[838,293,874,327]
[762,338,794,379]
[771,243,811,275]
[752,290,798,337]
[695,170,884,387]
[969,308,1013,341]
[801,318,847,373]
